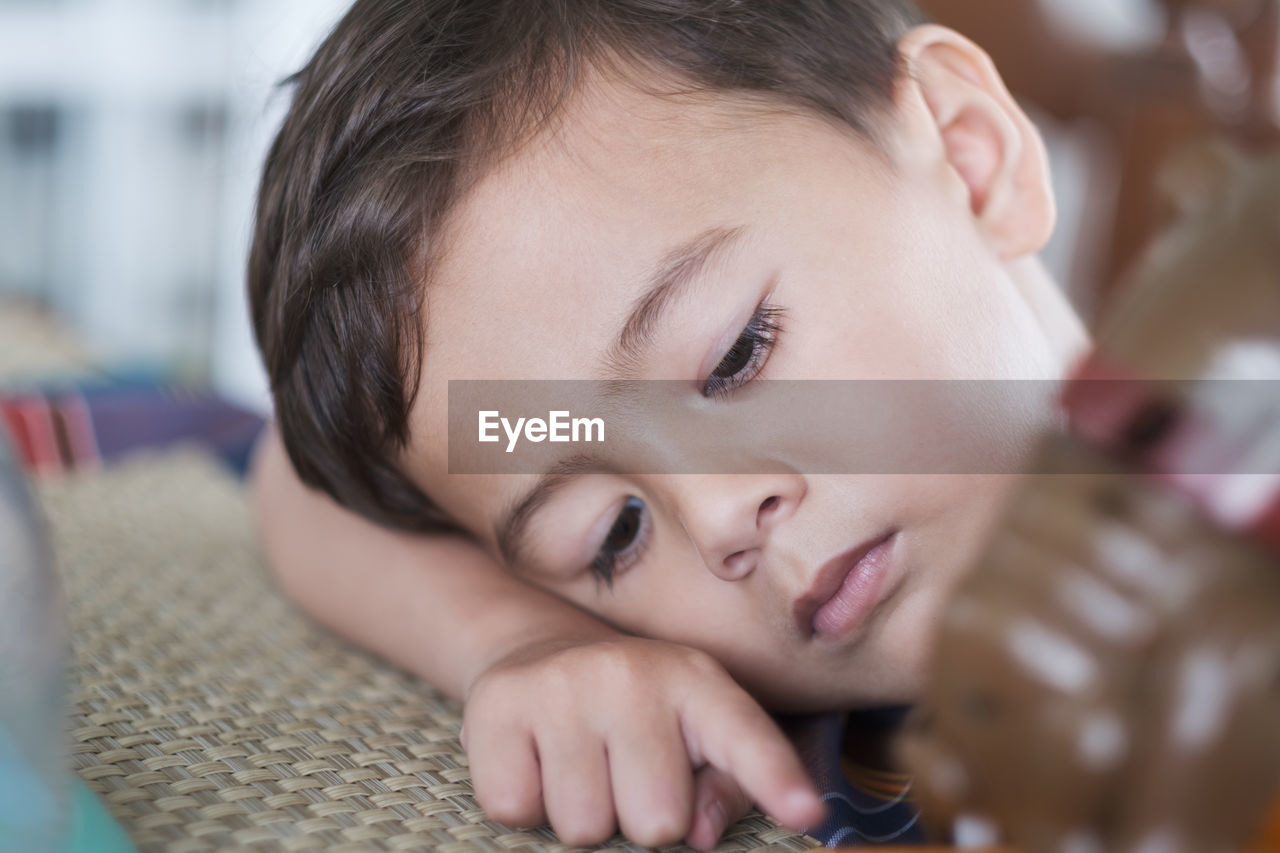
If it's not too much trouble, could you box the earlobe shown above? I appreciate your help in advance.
[896,25,1056,260]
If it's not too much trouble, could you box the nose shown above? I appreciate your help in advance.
[669,473,806,581]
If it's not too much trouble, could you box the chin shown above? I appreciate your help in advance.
[866,579,952,705]
[857,650,929,707]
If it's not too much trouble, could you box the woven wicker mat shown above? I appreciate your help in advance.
[37,450,820,853]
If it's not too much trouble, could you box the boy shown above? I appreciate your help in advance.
[247,1,1089,848]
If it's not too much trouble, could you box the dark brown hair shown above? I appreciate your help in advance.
[248,0,924,532]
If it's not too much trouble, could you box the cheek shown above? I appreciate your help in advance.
[780,226,1016,381]
[847,196,1054,381]
[931,474,1021,544]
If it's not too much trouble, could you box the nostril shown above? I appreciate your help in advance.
[722,550,754,580]
[758,495,780,521]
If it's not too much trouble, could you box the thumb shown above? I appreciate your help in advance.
[685,764,753,851]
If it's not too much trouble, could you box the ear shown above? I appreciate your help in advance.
[894,25,1056,260]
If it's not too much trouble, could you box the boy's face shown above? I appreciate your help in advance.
[406,64,1078,710]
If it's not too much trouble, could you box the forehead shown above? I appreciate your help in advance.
[425,77,888,357]
[405,74,888,539]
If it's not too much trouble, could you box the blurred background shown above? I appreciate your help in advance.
[0,0,350,411]
[0,0,1276,413]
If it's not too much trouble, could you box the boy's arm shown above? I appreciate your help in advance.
[248,427,825,849]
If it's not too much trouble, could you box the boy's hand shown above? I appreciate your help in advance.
[463,636,826,850]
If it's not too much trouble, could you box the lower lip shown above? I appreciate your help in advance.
[812,532,897,640]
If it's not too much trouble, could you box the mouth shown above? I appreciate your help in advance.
[794,529,898,641]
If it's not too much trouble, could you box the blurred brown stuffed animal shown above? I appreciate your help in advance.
[898,149,1280,853]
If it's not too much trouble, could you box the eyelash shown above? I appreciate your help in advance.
[702,302,785,399]
[589,301,786,588]
[591,496,651,590]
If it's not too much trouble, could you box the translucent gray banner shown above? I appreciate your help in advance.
[446,380,1280,475]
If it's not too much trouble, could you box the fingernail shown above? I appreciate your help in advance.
[785,789,824,825]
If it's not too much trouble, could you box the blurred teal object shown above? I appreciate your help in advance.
[0,434,135,852]
[65,779,134,853]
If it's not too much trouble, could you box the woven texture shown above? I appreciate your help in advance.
[37,450,821,853]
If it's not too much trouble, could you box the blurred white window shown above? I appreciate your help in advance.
[0,0,350,410]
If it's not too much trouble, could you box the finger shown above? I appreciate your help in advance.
[466,722,546,829]
[538,729,617,846]
[680,692,826,831]
[607,715,695,848]
[686,764,752,851]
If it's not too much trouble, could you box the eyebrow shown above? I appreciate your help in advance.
[496,225,746,571]
[603,225,746,378]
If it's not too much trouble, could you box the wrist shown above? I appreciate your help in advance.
[462,620,626,701]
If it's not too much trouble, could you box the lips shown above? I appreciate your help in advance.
[794,529,898,640]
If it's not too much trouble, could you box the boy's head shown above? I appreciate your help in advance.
[249,0,924,532]
[250,0,1088,710]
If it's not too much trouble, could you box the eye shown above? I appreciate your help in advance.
[702,302,784,399]
[590,496,651,589]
